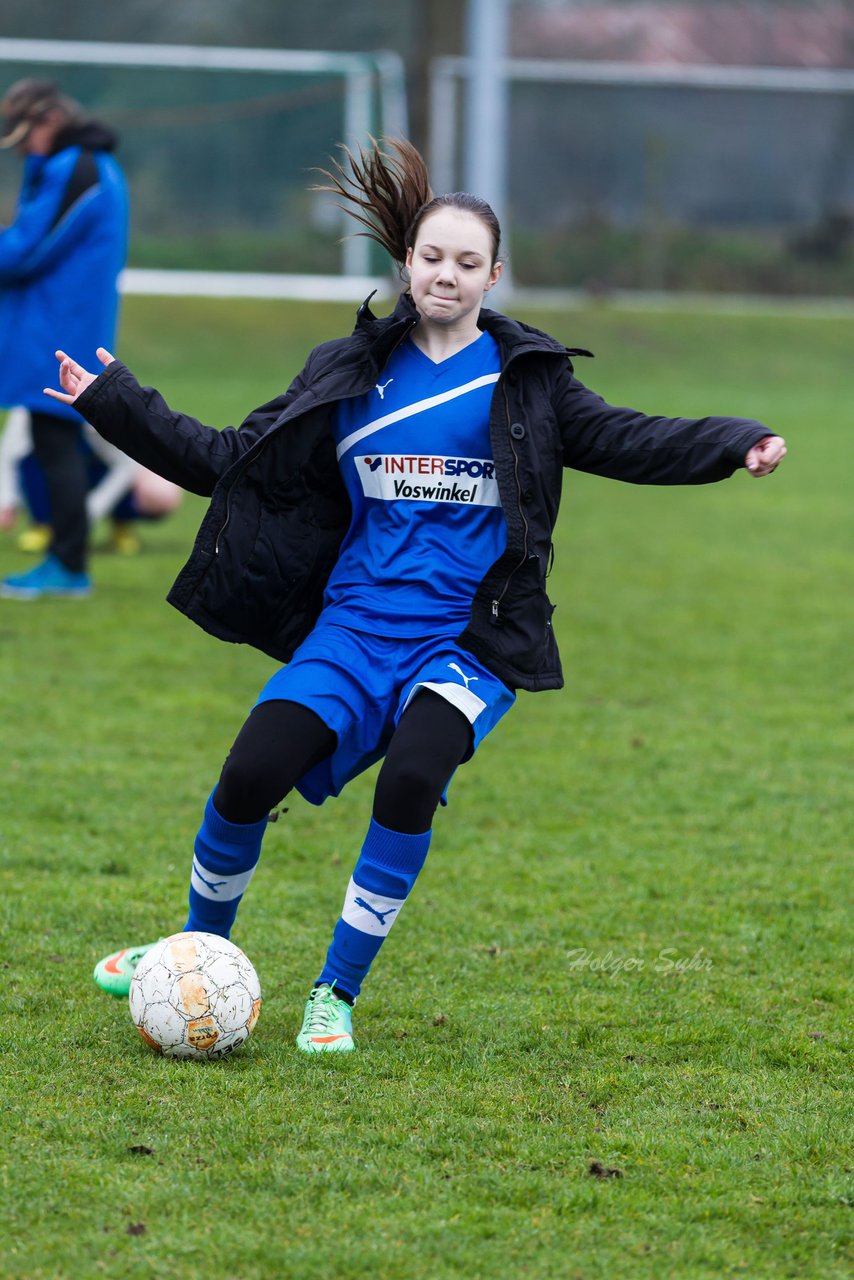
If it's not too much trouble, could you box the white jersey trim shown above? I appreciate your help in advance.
[336,372,501,461]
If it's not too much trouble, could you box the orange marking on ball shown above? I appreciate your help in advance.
[187,1017,219,1051]
[168,934,201,973]
[178,972,210,1018]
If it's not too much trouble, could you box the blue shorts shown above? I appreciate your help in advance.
[255,619,515,806]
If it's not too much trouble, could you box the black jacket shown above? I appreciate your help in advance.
[76,292,770,691]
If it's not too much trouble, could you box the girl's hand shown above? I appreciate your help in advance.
[745,435,787,477]
[43,347,115,406]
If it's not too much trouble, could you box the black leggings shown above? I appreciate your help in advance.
[213,691,473,833]
[31,412,89,573]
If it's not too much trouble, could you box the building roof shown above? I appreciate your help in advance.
[514,2,854,69]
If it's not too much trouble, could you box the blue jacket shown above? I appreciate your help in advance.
[0,121,128,423]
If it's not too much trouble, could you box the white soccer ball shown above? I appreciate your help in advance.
[129,932,261,1060]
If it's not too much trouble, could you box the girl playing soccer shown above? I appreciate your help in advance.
[45,140,786,1053]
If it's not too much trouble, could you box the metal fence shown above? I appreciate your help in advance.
[2,37,853,298]
[431,57,854,294]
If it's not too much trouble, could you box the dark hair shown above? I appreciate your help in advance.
[314,137,502,267]
[2,79,82,120]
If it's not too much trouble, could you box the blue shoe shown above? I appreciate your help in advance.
[1,554,92,600]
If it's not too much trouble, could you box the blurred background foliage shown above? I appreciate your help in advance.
[1,1,852,295]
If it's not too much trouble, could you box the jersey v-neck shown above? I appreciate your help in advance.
[403,329,487,371]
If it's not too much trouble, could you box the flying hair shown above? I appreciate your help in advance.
[313,136,502,268]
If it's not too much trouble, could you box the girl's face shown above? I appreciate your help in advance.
[405,208,502,330]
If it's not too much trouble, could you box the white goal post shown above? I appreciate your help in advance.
[0,36,408,300]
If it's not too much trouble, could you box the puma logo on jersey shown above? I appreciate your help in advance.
[376,378,394,399]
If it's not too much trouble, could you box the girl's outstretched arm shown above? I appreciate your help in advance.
[555,370,784,485]
[42,346,317,498]
[44,347,114,405]
[745,435,787,476]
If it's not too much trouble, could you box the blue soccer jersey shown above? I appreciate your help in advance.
[323,331,507,636]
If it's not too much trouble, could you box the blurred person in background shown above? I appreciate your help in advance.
[0,406,183,555]
[0,79,128,599]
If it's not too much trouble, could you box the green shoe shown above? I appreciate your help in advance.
[296,984,354,1054]
[93,941,160,997]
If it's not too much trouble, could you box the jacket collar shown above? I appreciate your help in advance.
[476,306,580,360]
[353,290,419,370]
[354,290,590,365]
[353,289,415,335]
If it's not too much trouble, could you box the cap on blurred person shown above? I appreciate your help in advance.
[0,78,80,149]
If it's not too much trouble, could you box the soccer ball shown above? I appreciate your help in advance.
[129,932,261,1060]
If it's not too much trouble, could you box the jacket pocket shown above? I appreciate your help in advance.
[496,554,555,673]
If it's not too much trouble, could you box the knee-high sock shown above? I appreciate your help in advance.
[184,792,268,938]
[317,817,431,1000]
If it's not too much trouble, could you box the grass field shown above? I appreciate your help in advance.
[1,296,851,1279]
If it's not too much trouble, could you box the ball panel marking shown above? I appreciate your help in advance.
[187,1017,219,1051]
[176,972,211,1018]
[167,934,204,974]
[136,1025,163,1053]
[247,998,261,1034]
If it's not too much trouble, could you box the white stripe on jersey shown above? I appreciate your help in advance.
[336,372,501,461]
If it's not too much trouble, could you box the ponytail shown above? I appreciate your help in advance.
[314,136,503,268]
[313,137,432,266]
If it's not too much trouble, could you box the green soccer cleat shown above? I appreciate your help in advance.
[296,984,355,1054]
[93,941,160,997]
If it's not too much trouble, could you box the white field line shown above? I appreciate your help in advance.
[120,269,394,302]
[119,270,854,320]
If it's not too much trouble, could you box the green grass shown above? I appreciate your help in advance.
[1,297,851,1279]
[512,224,854,296]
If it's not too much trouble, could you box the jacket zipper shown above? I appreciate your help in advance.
[491,376,529,624]
[214,427,278,555]
[489,342,590,621]
[214,503,230,556]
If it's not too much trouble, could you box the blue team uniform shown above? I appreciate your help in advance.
[324,330,507,636]
[257,332,516,803]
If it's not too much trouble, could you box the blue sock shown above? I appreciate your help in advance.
[317,817,431,1000]
[184,792,268,938]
